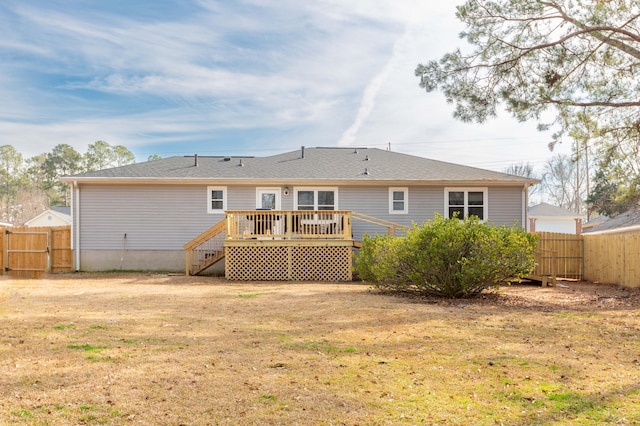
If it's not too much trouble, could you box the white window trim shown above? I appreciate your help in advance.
[444,187,488,221]
[389,187,408,214]
[256,187,282,210]
[207,186,227,214]
[293,187,339,210]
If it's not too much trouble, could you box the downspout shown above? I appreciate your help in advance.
[523,184,528,230]
[73,180,80,271]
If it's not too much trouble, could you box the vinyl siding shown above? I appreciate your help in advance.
[79,184,267,250]
[228,186,256,210]
[487,186,525,226]
[340,185,524,239]
[78,183,525,250]
[339,186,442,240]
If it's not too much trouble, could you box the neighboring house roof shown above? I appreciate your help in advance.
[528,203,582,219]
[24,208,72,227]
[582,215,608,231]
[51,206,71,216]
[61,147,539,186]
[583,205,640,234]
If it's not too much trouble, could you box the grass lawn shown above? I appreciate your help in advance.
[1,273,639,425]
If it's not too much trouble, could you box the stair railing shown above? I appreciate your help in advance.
[183,219,227,276]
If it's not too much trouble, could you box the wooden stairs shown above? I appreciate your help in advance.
[183,219,227,276]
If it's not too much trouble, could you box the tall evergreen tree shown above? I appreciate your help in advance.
[417,1,640,211]
[43,144,83,206]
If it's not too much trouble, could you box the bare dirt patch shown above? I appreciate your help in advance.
[1,274,639,425]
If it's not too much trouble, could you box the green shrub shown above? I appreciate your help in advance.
[355,215,538,298]
[355,233,406,288]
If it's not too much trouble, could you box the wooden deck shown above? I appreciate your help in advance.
[224,210,353,281]
[184,210,358,279]
[184,210,408,279]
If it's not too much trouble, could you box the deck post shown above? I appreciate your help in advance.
[344,212,348,239]
[226,214,234,239]
[286,211,292,240]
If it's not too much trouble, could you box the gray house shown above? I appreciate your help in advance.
[61,147,538,279]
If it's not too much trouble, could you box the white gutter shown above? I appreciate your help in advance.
[59,176,540,187]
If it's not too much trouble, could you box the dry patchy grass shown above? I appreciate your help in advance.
[1,273,639,425]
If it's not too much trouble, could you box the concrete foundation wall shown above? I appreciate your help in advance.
[80,249,225,274]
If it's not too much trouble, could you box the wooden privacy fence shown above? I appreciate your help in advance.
[532,231,640,287]
[532,232,584,280]
[0,226,73,277]
[583,233,640,288]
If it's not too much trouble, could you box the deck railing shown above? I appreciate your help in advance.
[351,211,410,237]
[226,210,352,240]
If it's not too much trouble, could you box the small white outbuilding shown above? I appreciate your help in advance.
[528,203,583,234]
[24,207,72,228]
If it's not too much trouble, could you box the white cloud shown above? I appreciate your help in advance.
[0,1,565,172]
[337,47,396,147]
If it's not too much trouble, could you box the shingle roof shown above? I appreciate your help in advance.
[528,203,582,218]
[61,147,539,185]
[52,206,71,216]
[583,205,640,234]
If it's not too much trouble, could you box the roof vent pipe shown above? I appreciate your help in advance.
[365,155,369,161]
[239,159,244,167]
[301,146,305,159]
[364,168,369,175]
[354,148,358,154]
[194,154,198,167]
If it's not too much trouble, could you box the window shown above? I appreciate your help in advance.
[256,188,281,210]
[294,187,337,210]
[389,187,408,214]
[445,188,487,220]
[207,186,227,214]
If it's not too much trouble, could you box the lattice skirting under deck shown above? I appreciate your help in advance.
[225,243,352,281]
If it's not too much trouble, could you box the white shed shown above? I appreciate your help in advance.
[528,203,583,234]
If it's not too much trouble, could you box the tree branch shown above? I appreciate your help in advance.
[541,1,640,60]
[547,99,640,108]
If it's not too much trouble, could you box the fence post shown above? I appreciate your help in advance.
[2,229,8,276]
[47,227,52,273]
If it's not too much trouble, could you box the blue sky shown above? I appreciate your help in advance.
[1,0,569,172]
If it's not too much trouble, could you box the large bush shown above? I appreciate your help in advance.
[355,215,538,298]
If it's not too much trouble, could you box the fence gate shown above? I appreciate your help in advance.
[534,232,584,280]
[3,229,50,276]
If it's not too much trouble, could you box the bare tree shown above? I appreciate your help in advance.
[541,154,588,213]
[503,162,542,202]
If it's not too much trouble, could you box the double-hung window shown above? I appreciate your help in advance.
[445,188,487,220]
[295,187,337,210]
[389,187,408,214]
[207,186,227,214]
